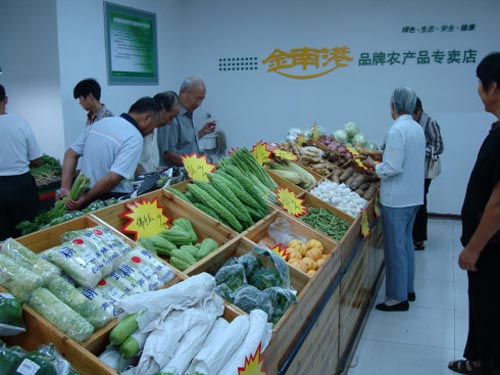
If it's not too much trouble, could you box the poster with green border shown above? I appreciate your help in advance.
[104,2,158,85]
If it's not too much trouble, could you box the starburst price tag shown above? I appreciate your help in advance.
[361,209,370,238]
[270,243,290,260]
[276,187,307,217]
[297,134,306,147]
[273,149,298,161]
[119,198,170,240]
[311,123,319,140]
[182,153,216,182]
[238,343,267,375]
[251,141,272,166]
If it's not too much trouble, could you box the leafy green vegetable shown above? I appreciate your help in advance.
[249,269,283,291]
[214,264,246,291]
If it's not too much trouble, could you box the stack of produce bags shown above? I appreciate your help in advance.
[101,273,273,375]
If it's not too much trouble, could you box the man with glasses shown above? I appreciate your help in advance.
[157,76,217,168]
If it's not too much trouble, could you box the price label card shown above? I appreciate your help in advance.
[251,141,272,166]
[119,197,170,240]
[270,243,290,260]
[311,123,319,140]
[276,187,307,217]
[297,134,306,147]
[182,153,216,182]
[361,209,370,238]
[238,343,267,375]
[273,149,298,161]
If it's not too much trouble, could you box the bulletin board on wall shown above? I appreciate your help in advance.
[104,1,158,85]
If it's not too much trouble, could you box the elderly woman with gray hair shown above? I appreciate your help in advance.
[375,86,426,312]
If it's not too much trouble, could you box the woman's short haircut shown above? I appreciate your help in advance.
[391,86,417,115]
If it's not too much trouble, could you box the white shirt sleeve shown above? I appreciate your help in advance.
[375,127,404,180]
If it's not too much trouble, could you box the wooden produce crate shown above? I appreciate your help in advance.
[243,209,339,279]
[277,192,361,266]
[188,236,325,375]
[91,188,239,273]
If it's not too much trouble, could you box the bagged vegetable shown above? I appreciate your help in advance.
[232,285,273,318]
[263,287,298,324]
[0,252,44,302]
[190,314,250,375]
[45,242,106,288]
[28,287,94,342]
[158,310,216,375]
[217,309,273,375]
[47,275,113,329]
[215,263,247,291]
[0,238,60,282]
[0,344,26,374]
[0,292,23,327]
[267,217,307,248]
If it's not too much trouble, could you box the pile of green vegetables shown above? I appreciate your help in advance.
[0,341,80,375]
[214,246,297,324]
[166,148,278,233]
[138,218,219,271]
[16,173,119,235]
[301,207,351,241]
[30,154,62,187]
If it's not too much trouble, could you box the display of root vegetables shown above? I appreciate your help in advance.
[286,239,328,277]
[329,166,379,201]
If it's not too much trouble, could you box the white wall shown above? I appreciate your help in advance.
[1,0,499,215]
[177,0,500,215]
[0,0,65,160]
[56,0,184,158]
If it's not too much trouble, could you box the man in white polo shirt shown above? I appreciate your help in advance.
[59,97,162,210]
[0,84,43,239]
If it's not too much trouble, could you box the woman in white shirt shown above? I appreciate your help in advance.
[375,86,426,312]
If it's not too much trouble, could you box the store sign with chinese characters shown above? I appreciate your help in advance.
[262,46,353,79]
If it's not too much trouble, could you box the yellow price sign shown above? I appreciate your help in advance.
[296,134,306,147]
[182,153,216,182]
[238,343,267,375]
[276,187,307,217]
[311,123,319,140]
[361,209,370,238]
[251,141,272,166]
[273,149,298,162]
[270,243,290,260]
[120,198,170,240]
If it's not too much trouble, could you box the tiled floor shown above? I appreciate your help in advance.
[346,219,468,375]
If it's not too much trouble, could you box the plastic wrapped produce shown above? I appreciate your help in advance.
[28,287,94,342]
[214,263,247,291]
[0,253,44,302]
[232,285,273,318]
[45,241,106,288]
[190,314,250,375]
[263,287,298,324]
[217,309,273,375]
[0,238,60,282]
[47,275,113,329]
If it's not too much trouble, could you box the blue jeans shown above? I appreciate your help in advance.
[381,205,419,301]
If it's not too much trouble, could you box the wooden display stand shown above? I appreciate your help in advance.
[1,175,384,375]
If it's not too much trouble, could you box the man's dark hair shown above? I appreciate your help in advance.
[73,78,102,100]
[0,84,5,101]
[476,52,500,91]
[153,91,179,112]
[128,97,162,114]
[414,97,423,114]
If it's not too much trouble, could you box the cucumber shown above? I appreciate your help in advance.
[109,313,139,346]
[0,293,23,327]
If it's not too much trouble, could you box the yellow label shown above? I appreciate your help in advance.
[182,153,216,182]
[311,123,319,140]
[361,209,370,238]
[270,243,290,260]
[296,134,306,147]
[251,142,272,166]
[120,198,170,240]
[276,187,307,217]
[273,149,298,161]
[238,343,267,375]
[262,46,353,80]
